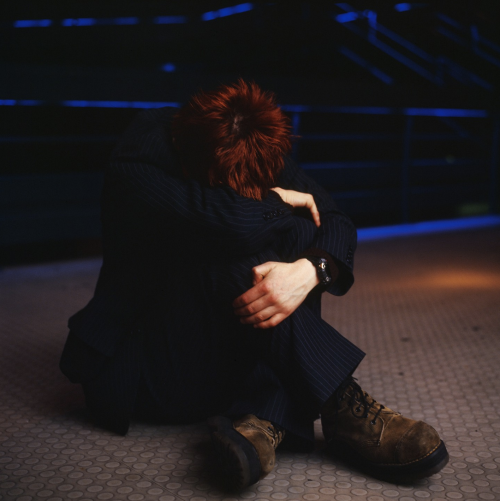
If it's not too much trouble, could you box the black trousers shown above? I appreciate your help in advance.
[80,217,365,444]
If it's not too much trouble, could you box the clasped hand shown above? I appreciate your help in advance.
[232,188,321,329]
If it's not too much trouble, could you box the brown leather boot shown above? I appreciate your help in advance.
[208,414,285,489]
[321,377,449,482]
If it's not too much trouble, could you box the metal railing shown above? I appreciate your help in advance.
[282,105,498,222]
[334,5,496,90]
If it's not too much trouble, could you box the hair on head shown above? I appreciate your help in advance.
[172,79,292,200]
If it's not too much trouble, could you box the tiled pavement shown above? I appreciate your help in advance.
[1,227,500,501]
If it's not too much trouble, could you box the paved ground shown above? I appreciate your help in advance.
[1,227,500,501]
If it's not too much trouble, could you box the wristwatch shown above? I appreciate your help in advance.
[303,256,332,290]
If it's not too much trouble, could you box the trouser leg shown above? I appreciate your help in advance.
[226,296,364,444]
[214,217,365,443]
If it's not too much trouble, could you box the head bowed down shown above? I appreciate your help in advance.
[172,79,292,200]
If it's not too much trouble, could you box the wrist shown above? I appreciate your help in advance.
[296,258,321,290]
[301,255,332,291]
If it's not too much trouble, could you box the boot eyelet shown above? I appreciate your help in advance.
[370,419,377,425]
[355,406,361,413]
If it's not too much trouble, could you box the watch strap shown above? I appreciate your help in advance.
[303,255,332,290]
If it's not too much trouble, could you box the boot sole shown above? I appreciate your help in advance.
[208,415,262,490]
[327,439,449,483]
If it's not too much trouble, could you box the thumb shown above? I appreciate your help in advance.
[252,261,276,284]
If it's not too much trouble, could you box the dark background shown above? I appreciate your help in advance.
[1,1,499,265]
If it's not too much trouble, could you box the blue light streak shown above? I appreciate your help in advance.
[480,36,500,54]
[366,37,437,82]
[438,28,500,69]
[279,105,311,113]
[335,12,358,23]
[61,100,181,109]
[475,49,500,69]
[373,22,433,62]
[111,17,139,25]
[358,215,500,242]
[65,16,140,26]
[405,108,488,118]
[61,18,96,27]
[436,13,463,29]
[153,16,188,24]
[0,135,119,144]
[160,63,177,73]
[12,16,188,28]
[201,3,253,21]
[17,100,43,106]
[436,27,467,47]
[411,158,479,167]
[440,57,493,90]
[0,100,489,118]
[13,19,52,28]
[338,46,394,84]
[394,3,412,12]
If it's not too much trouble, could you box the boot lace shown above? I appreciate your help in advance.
[334,377,385,425]
[267,423,285,449]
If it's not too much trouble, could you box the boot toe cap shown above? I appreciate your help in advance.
[396,421,442,465]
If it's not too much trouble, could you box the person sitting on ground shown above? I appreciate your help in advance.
[60,79,449,489]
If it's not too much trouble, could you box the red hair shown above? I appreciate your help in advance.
[171,79,292,200]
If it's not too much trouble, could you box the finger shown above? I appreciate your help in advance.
[234,292,279,316]
[252,261,276,279]
[232,280,270,309]
[233,262,277,308]
[294,192,312,208]
[250,260,276,287]
[252,268,265,286]
[239,305,277,325]
[309,202,321,227]
[253,313,288,329]
[252,274,264,286]
[302,195,320,227]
